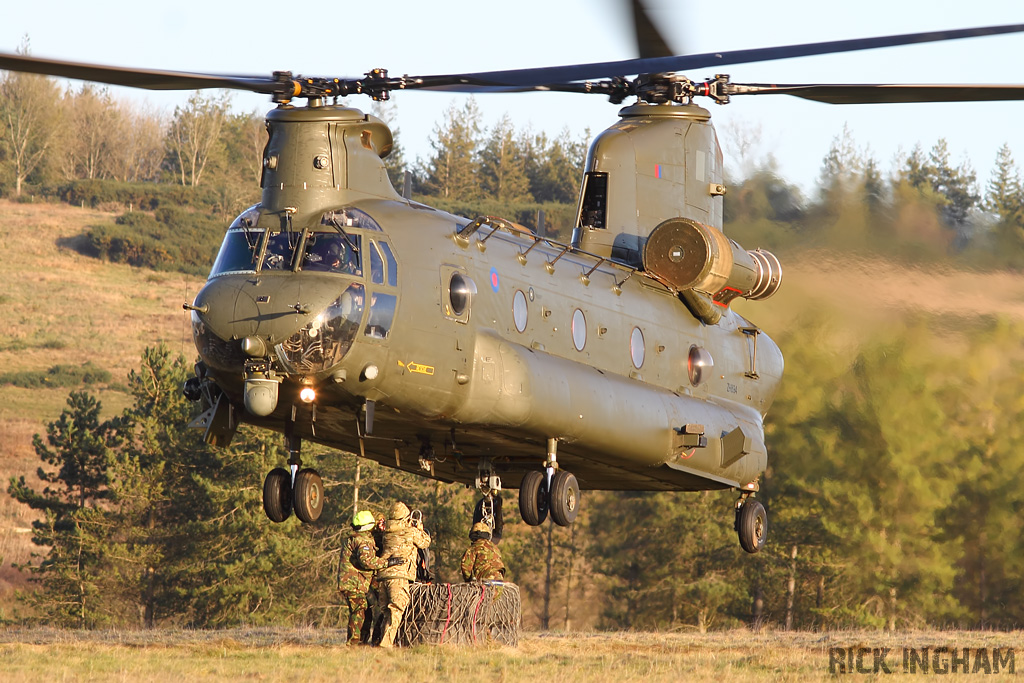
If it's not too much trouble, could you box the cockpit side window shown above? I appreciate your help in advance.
[379,241,398,287]
[369,241,385,284]
[364,292,397,339]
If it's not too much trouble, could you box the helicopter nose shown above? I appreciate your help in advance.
[189,273,344,370]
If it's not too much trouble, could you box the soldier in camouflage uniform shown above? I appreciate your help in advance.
[339,509,389,645]
[376,501,430,648]
[460,521,506,581]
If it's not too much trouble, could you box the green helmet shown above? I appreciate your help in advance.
[352,510,375,529]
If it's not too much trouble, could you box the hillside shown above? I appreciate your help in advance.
[0,199,202,601]
[3,198,1024,618]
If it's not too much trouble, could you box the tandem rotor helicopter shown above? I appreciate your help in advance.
[4,3,1024,554]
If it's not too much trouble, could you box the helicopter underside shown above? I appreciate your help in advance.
[243,397,739,493]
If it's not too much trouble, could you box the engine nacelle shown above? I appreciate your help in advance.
[642,217,782,308]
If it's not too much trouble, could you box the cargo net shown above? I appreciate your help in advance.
[398,582,521,647]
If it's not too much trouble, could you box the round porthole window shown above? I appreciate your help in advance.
[630,327,645,368]
[688,345,714,386]
[571,309,586,351]
[449,273,472,316]
[513,290,528,333]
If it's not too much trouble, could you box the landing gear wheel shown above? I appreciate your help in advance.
[293,468,324,523]
[263,467,292,523]
[736,499,767,554]
[549,470,580,526]
[518,470,548,526]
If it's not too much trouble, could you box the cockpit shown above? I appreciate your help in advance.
[197,204,400,379]
[210,204,384,277]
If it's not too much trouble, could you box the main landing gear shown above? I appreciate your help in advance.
[518,438,580,527]
[263,420,323,524]
[735,492,767,554]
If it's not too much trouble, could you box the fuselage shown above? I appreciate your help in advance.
[188,102,783,493]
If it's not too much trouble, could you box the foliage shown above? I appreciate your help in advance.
[0,362,111,389]
[81,205,225,275]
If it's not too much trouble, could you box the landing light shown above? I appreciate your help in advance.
[299,387,317,403]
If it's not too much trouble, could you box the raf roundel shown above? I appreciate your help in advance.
[490,267,500,292]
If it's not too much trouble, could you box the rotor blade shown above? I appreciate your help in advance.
[632,0,675,59]
[0,52,286,94]
[405,24,1024,90]
[726,82,1024,104]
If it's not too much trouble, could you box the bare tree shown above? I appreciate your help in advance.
[58,84,117,181]
[0,38,62,196]
[165,91,230,187]
[110,103,166,183]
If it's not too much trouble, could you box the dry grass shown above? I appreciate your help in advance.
[0,627,1019,681]
[0,199,197,609]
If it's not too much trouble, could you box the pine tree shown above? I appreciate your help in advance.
[479,115,533,202]
[7,391,122,626]
[928,139,980,233]
[418,98,482,199]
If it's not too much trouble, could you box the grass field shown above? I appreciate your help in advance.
[0,627,1019,681]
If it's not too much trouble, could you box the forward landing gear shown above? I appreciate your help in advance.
[262,419,324,524]
[735,494,767,554]
[518,438,580,527]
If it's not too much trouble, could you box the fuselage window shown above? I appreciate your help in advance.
[364,293,397,339]
[630,327,645,369]
[513,290,528,333]
[572,308,587,351]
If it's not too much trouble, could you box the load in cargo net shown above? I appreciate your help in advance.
[398,582,521,647]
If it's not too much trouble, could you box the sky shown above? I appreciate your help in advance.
[3,0,1024,198]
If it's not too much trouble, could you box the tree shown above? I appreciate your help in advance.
[0,38,62,196]
[108,103,165,183]
[165,91,230,187]
[928,138,979,234]
[529,128,587,204]
[479,115,533,202]
[985,143,1023,221]
[418,98,482,199]
[7,391,122,626]
[57,84,118,181]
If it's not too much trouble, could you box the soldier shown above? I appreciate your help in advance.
[377,501,430,648]
[460,521,506,582]
[338,509,389,645]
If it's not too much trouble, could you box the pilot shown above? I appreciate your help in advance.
[338,509,389,645]
[460,521,506,582]
[325,242,346,272]
[376,501,430,648]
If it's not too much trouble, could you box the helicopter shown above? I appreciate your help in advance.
[4,11,1024,556]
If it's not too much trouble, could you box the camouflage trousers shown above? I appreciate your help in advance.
[341,589,372,645]
[378,578,411,648]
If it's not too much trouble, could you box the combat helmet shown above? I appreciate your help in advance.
[388,501,411,521]
[352,509,375,530]
[470,521,492,540]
